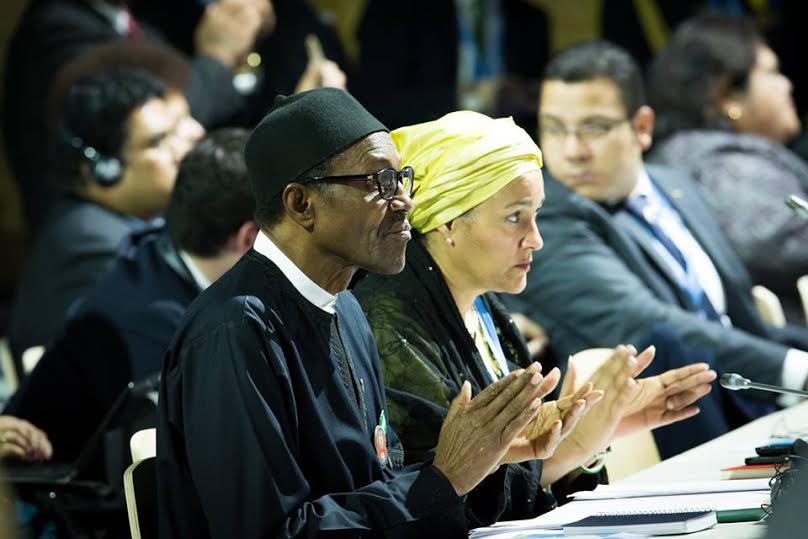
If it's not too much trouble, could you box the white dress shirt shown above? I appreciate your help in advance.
[253,231,337,314]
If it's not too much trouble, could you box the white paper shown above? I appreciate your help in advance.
[468,530,565,539]
[569,479,770,500]
[470,490,769,535]
[470,530,644,539]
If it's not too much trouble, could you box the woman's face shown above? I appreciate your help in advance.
[733,45,801,144]
[446,171,545,295]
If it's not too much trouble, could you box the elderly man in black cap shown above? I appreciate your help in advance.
[156,88,569,538]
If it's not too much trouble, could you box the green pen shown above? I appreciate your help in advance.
[717,508,765,523]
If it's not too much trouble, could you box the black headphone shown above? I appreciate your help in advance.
[58,123,124,187]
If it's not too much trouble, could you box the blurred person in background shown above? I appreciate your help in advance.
[0,416,51,462]
[8,68,203,366]
[4,0,270,229]
[648,13,808,323]
[3,128,255,464]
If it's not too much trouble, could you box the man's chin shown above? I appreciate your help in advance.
[377,258,407,275]
[366,252,407,276]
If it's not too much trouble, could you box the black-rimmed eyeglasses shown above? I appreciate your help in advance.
[540,118,629,144]
[299,166,414,201]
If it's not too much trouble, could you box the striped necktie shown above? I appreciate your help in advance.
[624,195,721,322]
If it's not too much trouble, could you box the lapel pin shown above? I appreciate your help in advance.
[374,411,389,467]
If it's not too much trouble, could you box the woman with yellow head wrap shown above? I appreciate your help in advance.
[353,111,712,524]
[354,111,598,523]
[394,111,543,234]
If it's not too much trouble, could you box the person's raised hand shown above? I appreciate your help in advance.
[0,416,52,462]
[294,34,347,93]
[432,362,557,496]
[615,362,716,437]
[553,345,649,460]
[195,0,274,68]
[504,377,603,463]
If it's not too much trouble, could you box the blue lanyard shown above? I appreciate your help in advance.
[474,296,508,373]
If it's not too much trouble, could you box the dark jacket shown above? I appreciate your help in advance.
[9,196,138,361]
[5,227,199,462]
[353,238,600,524]
[651,130,808,323]
[504,165,793,399]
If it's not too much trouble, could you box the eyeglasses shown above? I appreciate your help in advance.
[299,166,414,201]
[540,118,629,144]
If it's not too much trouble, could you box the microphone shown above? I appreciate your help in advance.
[785,195,808,219]
[720,373,808,398]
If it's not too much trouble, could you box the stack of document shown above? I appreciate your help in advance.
[470,480,770,538]
[566,478,770,500]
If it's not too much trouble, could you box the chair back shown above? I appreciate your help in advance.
[124,456,157,539]
[797,276,808,324]
[569,348,662,481]
[21,345,45,374]
[0,337,18,394]
[751,285,786,328]
[129,428,156,463]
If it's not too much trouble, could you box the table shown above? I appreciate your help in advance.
[544,400,808,538]
[624,400,808,486]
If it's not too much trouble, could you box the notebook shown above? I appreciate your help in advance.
[721,463,785,480]
[562,509,717,536]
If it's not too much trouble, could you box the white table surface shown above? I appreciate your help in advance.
[529,400,808,538]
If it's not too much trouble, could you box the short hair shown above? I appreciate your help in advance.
[166,128,255,257]
[541,40,646,115]
[47,41,191,131]
[52,68,166,189]
[648,13,761,141]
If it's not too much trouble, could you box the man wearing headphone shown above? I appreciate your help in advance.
[9,67,204,365]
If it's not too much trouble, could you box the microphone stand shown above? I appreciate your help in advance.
[720,373,808,398]
[743,381,808,398]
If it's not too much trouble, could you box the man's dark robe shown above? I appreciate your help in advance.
[157,250,468,538]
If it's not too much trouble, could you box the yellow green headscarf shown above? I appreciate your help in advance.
[392,111,543,233]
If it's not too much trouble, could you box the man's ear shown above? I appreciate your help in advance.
[234,221,259,253]
[281,183,317,229]
[632,105,655,151]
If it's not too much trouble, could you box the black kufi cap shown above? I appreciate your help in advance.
[244,88,388,207]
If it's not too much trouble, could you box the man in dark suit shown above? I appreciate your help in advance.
[2,128,257,463]
[3,0,269,227]
[8,68,203,367]
[505,41,808,429]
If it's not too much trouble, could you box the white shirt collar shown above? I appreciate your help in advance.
[629,167,654,200]
[253,231,337,314]
[179,250,212,291]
